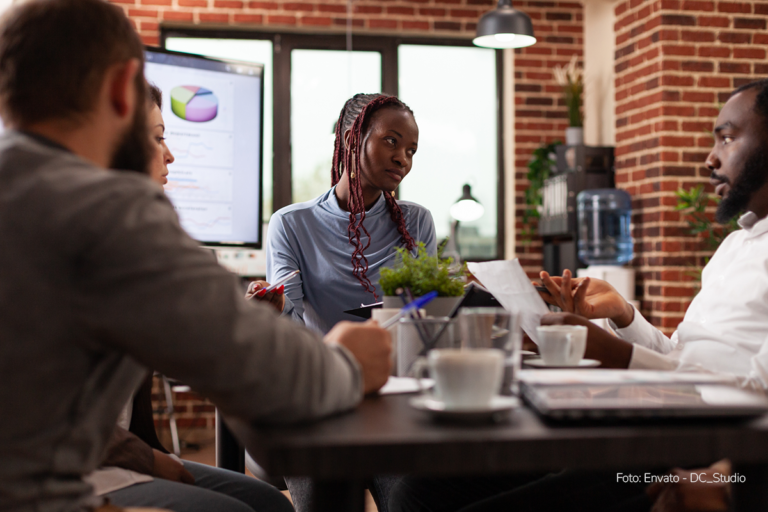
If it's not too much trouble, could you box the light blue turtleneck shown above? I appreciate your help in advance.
[266,186,437,334]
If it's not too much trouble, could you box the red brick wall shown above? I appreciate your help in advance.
[613,0,767,334]
[513,1,584,275]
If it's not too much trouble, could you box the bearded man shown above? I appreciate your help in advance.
[0,1,392,511]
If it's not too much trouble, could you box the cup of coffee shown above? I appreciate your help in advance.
[413,349,504,409]
[535,325,588,366]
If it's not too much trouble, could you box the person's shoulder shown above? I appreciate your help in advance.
[395,199,434,225]
[0,132,162,204]
[395,199,431,216]
[272,190,331,222]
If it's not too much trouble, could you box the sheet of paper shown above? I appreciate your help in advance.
[378,377,434,395]
[467,259,550,343]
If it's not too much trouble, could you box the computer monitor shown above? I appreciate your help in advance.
[144,47,264,248]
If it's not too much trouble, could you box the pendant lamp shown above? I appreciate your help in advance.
[473,0,536,49]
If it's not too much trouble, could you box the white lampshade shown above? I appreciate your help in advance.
[450,199,485,222]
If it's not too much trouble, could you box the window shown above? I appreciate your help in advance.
[162,31,503,259]
[291,50,382,204]
[397,45,498,260]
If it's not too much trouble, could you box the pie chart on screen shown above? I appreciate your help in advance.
[171,85,219,122]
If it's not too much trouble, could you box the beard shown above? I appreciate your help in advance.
[715,149,768,223]
[109,99,152,175]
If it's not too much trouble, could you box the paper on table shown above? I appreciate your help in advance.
[467,259,550,343]
[378,377,435,395]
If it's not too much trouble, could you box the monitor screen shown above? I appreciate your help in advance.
[144,48,264,248]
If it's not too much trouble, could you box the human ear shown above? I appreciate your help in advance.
[107,58,141,120]
[344,128,351,150]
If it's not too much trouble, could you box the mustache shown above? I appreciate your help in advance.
[710,170,730,185]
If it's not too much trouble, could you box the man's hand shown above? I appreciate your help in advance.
[325,320,392,394]
[152,449,195,484]
[647,459,731,512]
[245,280,285,314]
[536,270,635,327]
[541,313,633,368]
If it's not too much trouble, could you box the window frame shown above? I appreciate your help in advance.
[160,28,505,260]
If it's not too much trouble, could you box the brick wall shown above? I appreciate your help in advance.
[513,1,584,275]
[613,0,768,334]
[152,376,217,447]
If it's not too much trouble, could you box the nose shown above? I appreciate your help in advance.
[705,147,719,172]
[165,144,175,165]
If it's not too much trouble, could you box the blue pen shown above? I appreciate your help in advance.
[380,291,439,329]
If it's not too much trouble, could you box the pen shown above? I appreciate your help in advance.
[380,291,439,329]
[254,270,301,297]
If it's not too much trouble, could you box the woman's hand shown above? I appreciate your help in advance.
[152,449,195,484]
[245,280,285,314]
[535,270,635,328]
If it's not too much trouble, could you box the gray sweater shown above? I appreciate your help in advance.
[0,132,362,512]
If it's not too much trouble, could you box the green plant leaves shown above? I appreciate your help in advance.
[379,242,465,297]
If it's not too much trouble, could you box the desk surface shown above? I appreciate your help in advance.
[230,394,768,480]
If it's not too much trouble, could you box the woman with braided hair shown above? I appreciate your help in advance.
[262,93,436,334]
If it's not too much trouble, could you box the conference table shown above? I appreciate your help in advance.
[224,392,768,512]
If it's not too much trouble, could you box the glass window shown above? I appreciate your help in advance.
[397,45,498,259]
[165,37,274,222]
[290,50,382,204]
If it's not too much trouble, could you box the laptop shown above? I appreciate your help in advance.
[520,370,768,422]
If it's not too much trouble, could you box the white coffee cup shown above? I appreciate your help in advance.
[414,349,504,409]
[535,325,588,366]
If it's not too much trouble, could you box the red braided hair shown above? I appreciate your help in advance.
[331,93,417,298]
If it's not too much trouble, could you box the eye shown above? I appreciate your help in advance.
[384,137,396,146]
[407,148,417,156]
[155,136,166,144]
[722,136,734,145]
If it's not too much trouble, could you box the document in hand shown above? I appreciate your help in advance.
[467,259,550,343]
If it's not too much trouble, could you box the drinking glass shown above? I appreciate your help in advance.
[397,317,457,377]
[458,308,521,395]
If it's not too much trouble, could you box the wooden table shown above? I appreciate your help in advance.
[228,393,768,511]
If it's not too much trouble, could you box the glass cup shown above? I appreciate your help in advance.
[458,308,521,395]
[397,317,457,377]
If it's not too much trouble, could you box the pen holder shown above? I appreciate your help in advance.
[372,308,424,376]
[397,317,457,377]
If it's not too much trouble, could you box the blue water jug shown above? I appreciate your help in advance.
[577,189,633,265]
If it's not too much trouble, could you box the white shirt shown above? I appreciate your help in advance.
[609,212,768,394]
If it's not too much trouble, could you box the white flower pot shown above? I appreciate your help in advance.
[565,127,584,146]
[382,295,463,318]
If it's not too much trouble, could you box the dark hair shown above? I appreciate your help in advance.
[732,79,768,128]
[148,83,163,110]
[331,93,417,298]
[0,0,145,126]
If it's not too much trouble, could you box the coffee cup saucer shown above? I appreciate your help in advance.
[524,358,600,369]
[409,394,520,423]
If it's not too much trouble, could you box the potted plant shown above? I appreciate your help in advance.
[554,55,584,146]
[379,242,465,317]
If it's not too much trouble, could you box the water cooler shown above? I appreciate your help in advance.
[575,188,637,328]
[538,145,615,276]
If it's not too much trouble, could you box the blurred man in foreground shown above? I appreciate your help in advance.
[0,1,390,511]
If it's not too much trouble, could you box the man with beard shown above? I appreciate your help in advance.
[387,82,768,512]
[0,1,392,512]
[535,79,768,387]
